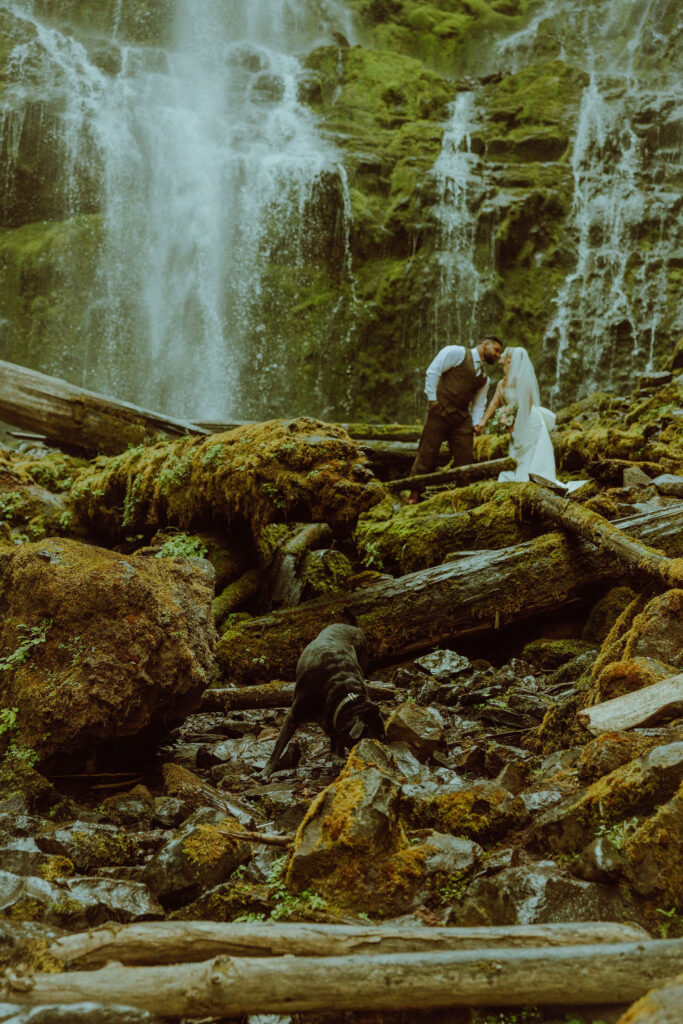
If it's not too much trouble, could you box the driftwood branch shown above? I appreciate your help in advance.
[520,484,683,588]
[4,941,681,1017]
[386,457,516,492]
[201,680,397,712]
[0,359,207,456]
[48,921,650,969]
[578,673,683,735]
[216,505,683,685]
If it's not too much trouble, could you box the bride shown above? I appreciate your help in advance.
[477,347,558,482]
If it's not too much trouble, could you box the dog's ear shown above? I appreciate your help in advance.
[349,719,365,740]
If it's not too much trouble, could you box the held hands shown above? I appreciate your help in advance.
[474,422,484,435]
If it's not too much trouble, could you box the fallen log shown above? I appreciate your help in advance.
[520,483,683,588]
[201,680,397,712]
[386,457,516,493]
[0,359,207,456]
[578,673,683,735]
[4,941,682,1016]
[216,505,683,685]
[49,921,651,968]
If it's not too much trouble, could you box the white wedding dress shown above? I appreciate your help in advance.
[496,348,569,485]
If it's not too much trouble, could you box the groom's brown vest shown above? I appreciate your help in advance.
[436,348,486,419]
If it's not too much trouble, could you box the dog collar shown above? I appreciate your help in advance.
[332,693,360,732]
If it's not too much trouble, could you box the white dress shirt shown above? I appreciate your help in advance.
[424,345,488,425]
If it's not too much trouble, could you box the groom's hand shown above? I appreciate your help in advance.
[474,422,484,434]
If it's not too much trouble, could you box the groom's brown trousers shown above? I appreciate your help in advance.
[410,404,473,476]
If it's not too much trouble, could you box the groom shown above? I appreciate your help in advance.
[407,336,503,503]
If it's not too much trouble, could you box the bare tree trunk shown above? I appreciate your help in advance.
[0,359,207,456]
[519,484,683,588]
[5,941,681,1017]
[216,505,683,686]
[49,920,651,969]
[578,673,683,735]
[386,457,516,493]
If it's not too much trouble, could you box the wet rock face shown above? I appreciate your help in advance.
[0,538,215,765]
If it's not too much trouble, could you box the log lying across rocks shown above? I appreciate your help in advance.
[578,673,683,735]
[201,680,397,712]
[216,505,683,686]
[5,941,682,1017]
[0,359,207,455]
[386,456,516,493]
[48,921,651,968]
[519,483,683,588]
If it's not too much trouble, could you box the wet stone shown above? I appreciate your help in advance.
[420,832,482,875]
[453,860,635,927]
[652,473,683,497]
[571,837,624,884]
[0,838,53,877]
[413,650,471,681]
[35,823,138,873]
[386,703,446,760]
[142,819,251,907]
[152,796,189,829]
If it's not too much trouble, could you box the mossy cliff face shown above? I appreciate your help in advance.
[0,0,681,419]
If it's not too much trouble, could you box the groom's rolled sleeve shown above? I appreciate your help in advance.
[470,381,488,425]
[424,345,466,400]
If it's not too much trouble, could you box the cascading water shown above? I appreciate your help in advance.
[431,91,487,346]
[497,0,683,403]
[2,0,355,420]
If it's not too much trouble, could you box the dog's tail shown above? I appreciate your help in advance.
[341,605,359,628]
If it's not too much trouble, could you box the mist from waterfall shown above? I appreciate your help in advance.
[498,0,683,403]
[2,0,355,420]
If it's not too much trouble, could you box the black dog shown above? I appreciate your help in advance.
[263,623,385,777]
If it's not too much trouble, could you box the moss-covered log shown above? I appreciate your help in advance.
[216,506,683,686]
[69,418,384,540]
[520,483,683,588]
[0,359,207,455]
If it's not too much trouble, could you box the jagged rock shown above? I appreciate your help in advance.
[0,538,215,764]
[652,473,683,498]
[571,837,625,884]
[413,650,471,681]
[576,732,647,784]
[0,870,162,928]
[533,742,683,854]
[152,797,190,829]
[419,832,482,875]
[0,1005,165,1023]
[621,779,683,908]
[617,972,683,1023]
[101,787,156,829]
[385,703,446,760]
[623,466,654,487]
[594,657,677,702]
[35,824,138,873]
[0,838,54,877]
[453,860,635,926]
[142,818,251,908]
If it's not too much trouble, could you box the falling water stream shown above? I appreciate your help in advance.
[3,0,355,419]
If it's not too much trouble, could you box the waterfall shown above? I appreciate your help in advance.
[431,91,486,346]
[496,0,683,403]
[2,0,356,420]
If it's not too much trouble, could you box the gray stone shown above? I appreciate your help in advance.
[0,838,53,876]
[414,649,471,681]
[386,703,446,760]
[35,823,137,873]
[622,465,653,487]
[453,860,635,926]
[571,837,624,884]
[652,473,683,497]
[420,832,482,875]
[142,821,250,906]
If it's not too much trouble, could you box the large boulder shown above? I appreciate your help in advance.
[0,538,214,764]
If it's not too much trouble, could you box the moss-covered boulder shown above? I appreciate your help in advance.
[354,481,527,574]
[70,418,383,542]
[0,537,214,764]
[622,779,683,910]
[593,657,677,704]
[413,781,520,844]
